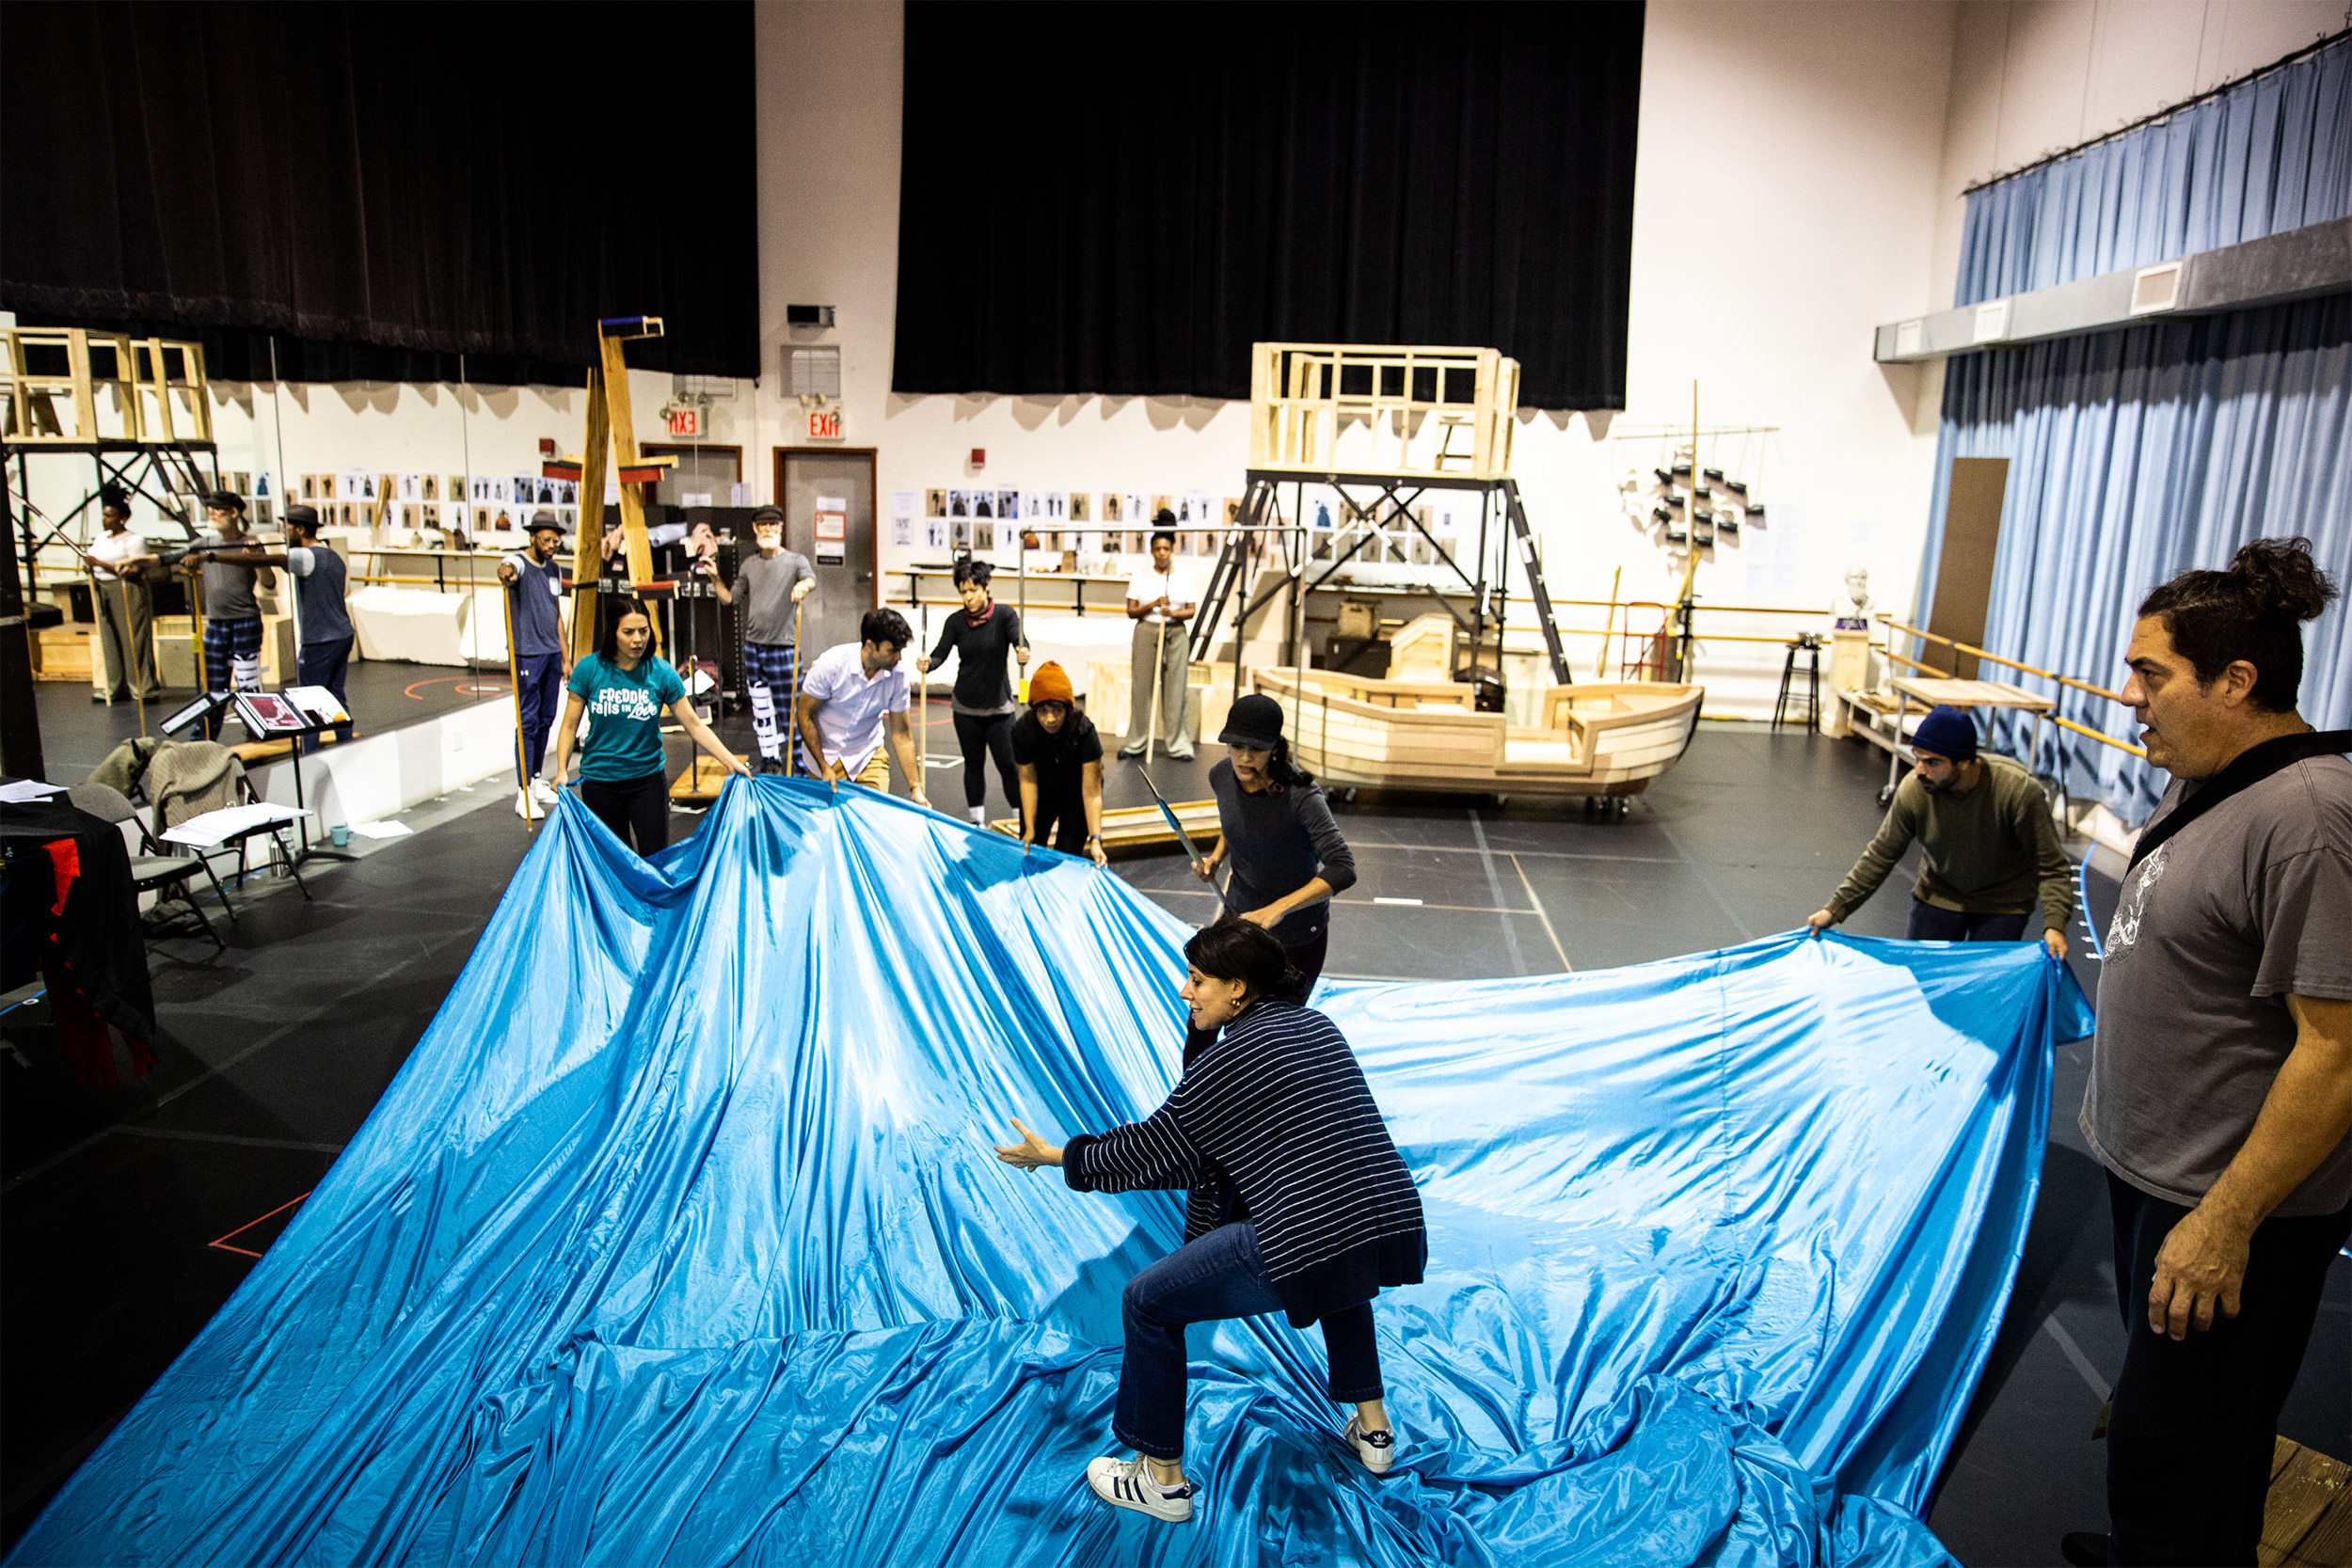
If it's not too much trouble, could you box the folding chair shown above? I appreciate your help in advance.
[66,782,229,952]
[154,758,312,900]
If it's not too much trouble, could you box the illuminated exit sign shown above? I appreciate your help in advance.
[808,408,842,441]
[663,406,703,437]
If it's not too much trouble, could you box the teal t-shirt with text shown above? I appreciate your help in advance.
[567,654,687,783]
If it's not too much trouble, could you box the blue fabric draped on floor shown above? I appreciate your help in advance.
[10,781,2092,1567]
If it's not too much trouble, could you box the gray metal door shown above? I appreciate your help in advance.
[780,450,877,655]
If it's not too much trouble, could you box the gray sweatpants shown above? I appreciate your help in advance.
[1120,618,1193,757]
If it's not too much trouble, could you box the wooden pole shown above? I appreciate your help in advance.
[1595,566,1621,679]
[1146,604,1167,767]
[788,598,803,778]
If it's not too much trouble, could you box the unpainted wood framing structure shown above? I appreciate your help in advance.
[1196,341,1570,709]
[1,325,215,447]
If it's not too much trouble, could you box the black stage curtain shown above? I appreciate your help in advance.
[893,3,1643,410]
[0,2,758,383]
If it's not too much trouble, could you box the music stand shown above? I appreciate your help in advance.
[231,692,356,866]
[160,690,236,738]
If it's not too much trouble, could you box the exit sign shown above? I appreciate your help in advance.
[664,406,703,437]
[808,407,843,440]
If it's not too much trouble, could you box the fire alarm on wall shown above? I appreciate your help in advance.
[538,437,558,457]
[969,448,985,469]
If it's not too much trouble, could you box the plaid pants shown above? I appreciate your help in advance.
[202,614,264,739]
[742,641,799,763]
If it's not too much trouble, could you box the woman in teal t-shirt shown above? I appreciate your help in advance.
[549,596,748,854]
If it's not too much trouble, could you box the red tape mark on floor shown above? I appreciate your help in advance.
[207,1191,312,1259]
[400,675,512,701]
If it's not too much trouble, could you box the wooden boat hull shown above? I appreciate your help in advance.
[1255,670,1704,798]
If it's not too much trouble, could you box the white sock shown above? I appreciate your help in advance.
[749,683,781,760]
[968,805,987,825]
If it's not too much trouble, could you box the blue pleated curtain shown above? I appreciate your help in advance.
[1916,37,2351,822]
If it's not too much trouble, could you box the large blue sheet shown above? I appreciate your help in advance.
[13,781,2091,1566]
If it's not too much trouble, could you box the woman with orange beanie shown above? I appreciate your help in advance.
[1012,660,1106,865]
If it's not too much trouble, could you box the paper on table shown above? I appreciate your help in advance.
[345,820,413,840]
[162,801,310,847]
[0,779,68,803]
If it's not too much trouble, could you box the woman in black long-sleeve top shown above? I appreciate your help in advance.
[916,557,1029,826]
[995,920,1425,1525]
[1189,692,1355,1057]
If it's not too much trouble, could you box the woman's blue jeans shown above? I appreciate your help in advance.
[1113,1222,1383,1461]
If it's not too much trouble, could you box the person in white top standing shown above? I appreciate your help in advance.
[794,607,930,807]
[87,484,160,702]
[1119,515,1199,761]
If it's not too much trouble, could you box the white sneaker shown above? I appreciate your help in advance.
[512,787,535,819]
[530,779,559,805]
[1342,1415,1396,1474]
[967,806,988,826]
[1086,1454,1197,1523]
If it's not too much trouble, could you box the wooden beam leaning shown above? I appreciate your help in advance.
[568,368,612,666]
[596,319,660,594]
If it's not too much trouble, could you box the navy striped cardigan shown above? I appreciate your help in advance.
[1063,999,1425,1327]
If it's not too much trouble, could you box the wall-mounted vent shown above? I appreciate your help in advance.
[2130,261,2185,314]
[1972,300,2010,343]
[787,345,841,399]
[1896,319,1924,356]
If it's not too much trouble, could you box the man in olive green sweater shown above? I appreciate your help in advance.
[1807,705,2074,957]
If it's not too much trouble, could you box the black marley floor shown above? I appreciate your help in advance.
[3,711,2344,1562]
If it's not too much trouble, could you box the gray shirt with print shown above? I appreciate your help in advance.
[2081,754,2352,1216]
[736,549,816,646]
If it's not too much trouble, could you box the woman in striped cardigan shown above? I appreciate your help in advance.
[995,920,1427,1524]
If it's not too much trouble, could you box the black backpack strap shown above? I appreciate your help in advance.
[2126,730,2352,874]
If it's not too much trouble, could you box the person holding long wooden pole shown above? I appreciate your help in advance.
[702,505,814,774]
[87,485,159,717]
[498,512,569,819]
[1118,516,1198,762]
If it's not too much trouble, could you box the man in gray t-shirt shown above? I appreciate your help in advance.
[709,505,815,772]
[166,492,277,737]
[2060,540,2351,1568]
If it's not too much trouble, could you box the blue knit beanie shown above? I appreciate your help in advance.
[1910,705,1979,762]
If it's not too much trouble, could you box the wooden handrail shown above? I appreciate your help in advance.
[2050,712,2147,758]
[1875,614,2126,703]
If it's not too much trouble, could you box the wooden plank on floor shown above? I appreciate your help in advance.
[988,799,1216,853]
[2263,1436,2352,1568]
[671,755,749,802]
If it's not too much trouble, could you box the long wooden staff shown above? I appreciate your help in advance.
[788,598,803,778]
[1595,566,1622,679]
[1145,573,1168,765]
[918,597,930,783]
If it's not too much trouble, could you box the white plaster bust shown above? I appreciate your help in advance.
[1833,565,1872,629]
